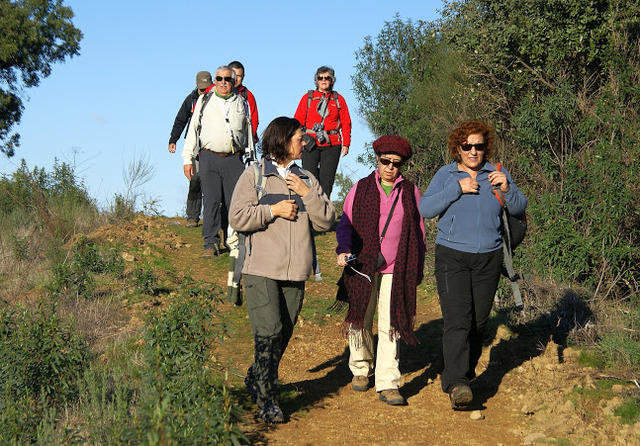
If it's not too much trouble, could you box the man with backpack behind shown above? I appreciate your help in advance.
[182,65,254,302]
[229,61,259,143]
[168,70,212,227]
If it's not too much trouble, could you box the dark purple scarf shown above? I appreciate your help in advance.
[339,171,424,344]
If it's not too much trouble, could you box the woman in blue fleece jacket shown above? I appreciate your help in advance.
[419,120,527,409]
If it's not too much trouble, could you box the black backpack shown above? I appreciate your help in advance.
[493,163,528,310]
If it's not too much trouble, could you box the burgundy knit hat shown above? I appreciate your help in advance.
[372,135,412,159]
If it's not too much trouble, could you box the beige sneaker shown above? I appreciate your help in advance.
[378,389,406,406]
[186,219,199,227]
[351,375,369,392]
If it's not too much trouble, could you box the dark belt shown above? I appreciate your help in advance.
[201,148,239,157]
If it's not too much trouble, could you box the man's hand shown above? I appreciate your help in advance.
[168,143,176,153]
[183,164,194,181]
[270,199,298,220]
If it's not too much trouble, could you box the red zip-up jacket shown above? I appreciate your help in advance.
[294,90,352,148]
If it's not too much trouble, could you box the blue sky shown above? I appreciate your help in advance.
[1,0,442,216]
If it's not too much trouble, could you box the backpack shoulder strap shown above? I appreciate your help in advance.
[196,92,213,149]
[252,161,267,201]
[331,91,340,111]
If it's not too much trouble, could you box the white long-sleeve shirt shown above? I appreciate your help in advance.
[182,92,249,165]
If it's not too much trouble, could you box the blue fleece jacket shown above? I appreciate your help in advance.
[419,161,527,254]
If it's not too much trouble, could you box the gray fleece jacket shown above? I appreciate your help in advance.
[229,160,335,282]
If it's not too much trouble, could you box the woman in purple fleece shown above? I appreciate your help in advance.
[335,135,425,406]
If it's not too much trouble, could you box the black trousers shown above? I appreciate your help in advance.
[186,176,202,221]
[434,244,503,393]
[301,144,341,198]
[199,150,244,249]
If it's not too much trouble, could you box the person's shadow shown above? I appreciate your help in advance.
[280,287,592,416]
[471,289,593,410]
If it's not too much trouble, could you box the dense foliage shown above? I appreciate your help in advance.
[353,1,640,300]
[0,0,82,156]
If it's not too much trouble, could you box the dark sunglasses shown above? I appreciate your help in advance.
[316,75,332,81]
[379,158,404,168]
[215,76,234,83]
[460,143,487,151]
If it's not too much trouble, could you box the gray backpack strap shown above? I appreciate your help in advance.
[298,167,322,280]
[232,160,264,289]
[195,92,213,151]
[501,209,523,310]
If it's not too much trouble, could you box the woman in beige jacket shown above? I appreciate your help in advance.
[229,116,335,423]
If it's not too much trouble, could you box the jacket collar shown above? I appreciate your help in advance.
[446,160,496,174]
[263,159,305,177]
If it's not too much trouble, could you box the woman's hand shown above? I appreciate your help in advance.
[271,199,298,220]
[286,173,310,197]
[488,171,509,193]
[458,177,479,194]
[337,252,352,267]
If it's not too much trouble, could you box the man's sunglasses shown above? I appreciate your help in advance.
[460,143,487,151]
[215,76,234,83]
[316,75,332,81]
[379,158,404,168]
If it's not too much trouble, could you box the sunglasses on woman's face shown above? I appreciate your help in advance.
[379,158,404,168]
[316,76,332,81]
[460,143,487,151]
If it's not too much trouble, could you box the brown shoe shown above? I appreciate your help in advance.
[201,247,219,258]
[186,219,198,227]
[449,384,473,409]
[378,389,406,406]
[351,375,369,392]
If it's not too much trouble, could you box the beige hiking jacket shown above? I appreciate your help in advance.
[229,161,335,282]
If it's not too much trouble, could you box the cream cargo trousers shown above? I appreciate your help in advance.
[348,273,400,391]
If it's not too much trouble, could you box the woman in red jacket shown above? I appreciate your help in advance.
[294,66,352,199]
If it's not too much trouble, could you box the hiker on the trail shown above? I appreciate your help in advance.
[169,70,212,227]
[335,135,425,407]
[419,120,527,410]
[228,60,259,143]
[229,116,335,423]
[294,65,351,199]
[182,65,254,303]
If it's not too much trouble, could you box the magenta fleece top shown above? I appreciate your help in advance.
[336,171,425,274]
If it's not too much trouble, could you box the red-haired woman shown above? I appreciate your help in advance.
[419,121,527,409]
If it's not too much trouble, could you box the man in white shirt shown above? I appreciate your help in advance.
[182,65,252,261]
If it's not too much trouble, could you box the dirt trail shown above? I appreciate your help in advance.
[148,218,638,445]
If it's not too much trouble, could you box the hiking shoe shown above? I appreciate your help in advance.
[244,374,258,404]
[351,375,369,392]
[186,219,199,227]
[449,384,473,409]
[378,389,406,406]
[201,247,219,258]
[258,401,284,424]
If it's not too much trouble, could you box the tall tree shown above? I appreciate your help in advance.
[0,0,82,157]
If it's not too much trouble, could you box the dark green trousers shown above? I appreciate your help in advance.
[243,274,304,407]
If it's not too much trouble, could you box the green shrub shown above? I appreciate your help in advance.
[46,237,124,298]
[137,285,246,444]
[614,397,640,424]
[0,302,90,404]
[133,266,159,296]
